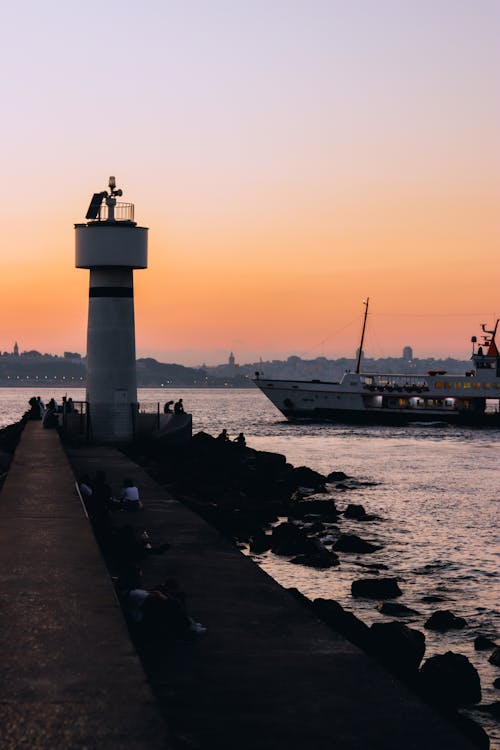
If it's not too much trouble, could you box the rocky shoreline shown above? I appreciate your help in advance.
[123,430,499,749]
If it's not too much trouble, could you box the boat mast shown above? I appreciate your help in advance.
[355,298,369,374]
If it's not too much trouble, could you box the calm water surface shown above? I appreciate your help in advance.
[2,387,499,744]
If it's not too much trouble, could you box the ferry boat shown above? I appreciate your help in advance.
[253,301,500,426]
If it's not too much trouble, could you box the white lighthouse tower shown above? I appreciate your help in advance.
[75,177,148,441]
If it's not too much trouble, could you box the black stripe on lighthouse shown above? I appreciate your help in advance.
[89,287,134,298]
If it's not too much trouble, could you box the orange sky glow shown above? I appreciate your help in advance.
[0,2,498,366]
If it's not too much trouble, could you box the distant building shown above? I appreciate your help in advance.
[13,342,19,357]
[228,351,235,367]
[403,346,413,361]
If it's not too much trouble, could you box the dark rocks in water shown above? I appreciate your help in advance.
[476,702,500,719]
[489,647,500,666]
[421,594,447,603]
[326,470,349,482]
[474,634,498,651]
[424,610,467,631]
[377,601,420,617]
[312,598,371,651]
[370,621,426,678]
[248,530,272,555]
[332,533,380,554]
[290,541,340,569]
[344,503,369,520]
[270,522,310,556]
[351,578,402,599]
[419,651,481,707]
[493,678,500,689]
[289,498,338,522]
[290,465,327,490]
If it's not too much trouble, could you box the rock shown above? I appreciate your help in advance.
[332,533,380,554]
[489,647,500,666]
[476,702,500,719]
[493,678,500,689]
[424,610,467,631]
[326,471,349,481]
[344,503,368,520]
[248,530,272,554]
[474,635,497,651]
[290,541,340,569]
[421,595,447,603]
[370,621,426,678]
[351,578,402,599]
[377,601,420,617]
[270,522,310,555]
[290,465,327,490]
[289,498,338,521]
[312,598,371,651]
[419,651,481,707]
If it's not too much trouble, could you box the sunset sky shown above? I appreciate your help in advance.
[0,1,498,365]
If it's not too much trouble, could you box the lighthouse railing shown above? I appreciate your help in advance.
[92,202,135,222]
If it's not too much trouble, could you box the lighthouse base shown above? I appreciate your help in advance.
[89,402,136,442]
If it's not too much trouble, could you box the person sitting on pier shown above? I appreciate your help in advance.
[42,403,59,429]
[163,400,174,414]
[173,398,184,414]
[92,469,114,511]
[233,432,246,448]
[28,396,41,420]
[118,478,143,511]
[217,429,229,442]
[123,567,206,638]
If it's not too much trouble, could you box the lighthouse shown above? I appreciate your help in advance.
[75,177,148,441]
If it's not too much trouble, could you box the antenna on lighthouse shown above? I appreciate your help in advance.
[85,176,124,221]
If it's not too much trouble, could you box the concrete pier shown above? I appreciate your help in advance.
[66,442,481,749]
[0,421,169,749]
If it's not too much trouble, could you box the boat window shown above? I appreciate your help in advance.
[463,382,471,389]
[473,382,481,389]
[444,382,451,388]
[435,381,442,388]
[483,383,489,389]
[454,382,462,389]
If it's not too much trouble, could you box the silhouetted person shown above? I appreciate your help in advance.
[217,429,229,442]
[28,397,40,420]
[163,400,174,414]
[119,478,142,511]
[233,432,246,448]
[174,399,184,414]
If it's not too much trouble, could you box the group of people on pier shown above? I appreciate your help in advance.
[28,395,75,428]
[78,470,206,639]
[163,398,185,414]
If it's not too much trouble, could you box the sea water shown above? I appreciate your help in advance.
[2,387,499,745]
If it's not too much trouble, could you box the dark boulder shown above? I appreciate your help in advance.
[312,598,371,651]
[248,530,272,554]
[332,533,380,554]
[344,503,369,520]
[326,471,350,481]
[421,595,447,603]
[474,634,497,651]
[424,610,467,631]
[419,651,481,707]
[370,621,426,679]
[351,578,402,599]
[289,498,338,521]
[489,647,500,666]
[290,465,327,490]
[493,678,500,689]
[270,522,310,555]
[377,601,420,617]
[290,541,339,569]
[476,702,500,719]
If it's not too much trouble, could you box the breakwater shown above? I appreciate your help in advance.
[0,417,496,748]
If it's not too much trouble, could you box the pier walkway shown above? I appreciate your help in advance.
[66,440,481,749]
[0,421,169,749]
